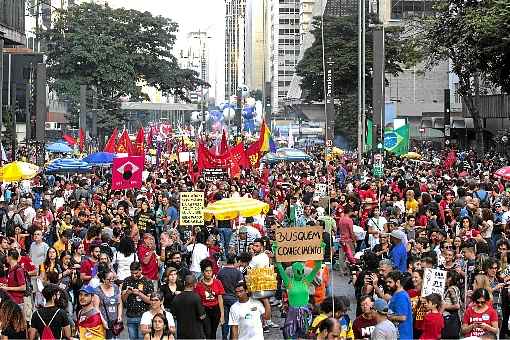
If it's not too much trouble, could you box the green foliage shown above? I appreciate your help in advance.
[296,15,420,145]
[419,0,510,150]
[38,2,207,131]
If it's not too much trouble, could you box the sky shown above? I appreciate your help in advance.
[103,0,225,101]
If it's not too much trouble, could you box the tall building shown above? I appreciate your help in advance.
[225,0,246,99]
[177,31,211,103]
[244,0,266,93]
[269,0,300,114]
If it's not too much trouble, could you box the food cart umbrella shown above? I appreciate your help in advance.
[204,197,270,221]
[0,161,39,182]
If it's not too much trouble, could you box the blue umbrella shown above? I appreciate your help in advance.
[45,158,92,174]
[46,142,73,153]
[82,152,114,165]
[262,148,312,163]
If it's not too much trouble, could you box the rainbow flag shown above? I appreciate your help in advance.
[260,121,277,153]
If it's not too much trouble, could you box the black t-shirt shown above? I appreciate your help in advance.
[3,325,26,339]
[217,267,244,300]
[160,282,184,311]
[122,276,154,317]
[171,291,206,339]
[30,306,69,339]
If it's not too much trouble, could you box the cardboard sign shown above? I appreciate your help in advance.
[421,268,446,298]
[275,226,323,262]
[111,156,144,190]
[202,168,228,183]
[314,183,328,199]
[179,192,204,226]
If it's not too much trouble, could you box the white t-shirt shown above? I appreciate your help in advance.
[115,252,137,280]
[140,309,175,327]
[249,252,269,269]
[187,243,209,273]
[367,216,387,248]
[229,298,265,340]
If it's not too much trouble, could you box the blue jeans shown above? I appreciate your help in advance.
[221,296,237,340]
[126,316,142,340]
[218,228,233,256]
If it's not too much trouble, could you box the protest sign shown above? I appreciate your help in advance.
[421,268,446,298]
[179,192,204,226]
[314,183,328,199]
[111,156,143,190]
[202,168,228,182]
[274,226,323,262]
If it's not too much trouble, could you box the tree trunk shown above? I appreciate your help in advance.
[462,95,483,153]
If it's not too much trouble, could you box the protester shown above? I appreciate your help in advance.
[386,271,413,340]
[171,274,206,339]
[462,288,499,338]
[143,313,173,340]
[0,299,27,339]
[77,285,107,339]
[371,299,397,340]
[29,284,71,340]
[95,268,122,339]
[420,293,444,340]
[352,295,376,340]
[140,292,176,337]
[228,282,268,340]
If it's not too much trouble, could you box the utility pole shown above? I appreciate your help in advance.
[372,26,385,151]
[357,0,365,163]
[11,84,16,161]
[35,63,46,166]
[0,38,4,147]
[444,89,450,147]
[25,83,31,143]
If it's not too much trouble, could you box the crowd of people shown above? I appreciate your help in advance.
[0,140,507,340]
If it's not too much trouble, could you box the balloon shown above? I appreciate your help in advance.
[208,110,224,123]
[238,84,249,98]
[191,111,201,122]
[223,107,235,121]
[245,97,256,108]
[242,106,256,133]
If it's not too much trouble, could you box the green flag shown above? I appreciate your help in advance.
[364,119,373,152]
[384,124,409,155]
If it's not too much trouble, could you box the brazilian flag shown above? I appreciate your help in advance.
[384,124,409,155]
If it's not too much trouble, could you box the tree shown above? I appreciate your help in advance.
[38,2,207,134]
[420,0,510,151]
[296,15,419,145]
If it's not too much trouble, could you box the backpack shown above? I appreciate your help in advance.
[36,309,60,340]
[474,191,490,208]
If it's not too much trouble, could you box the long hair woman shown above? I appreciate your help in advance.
[442,270,462,339]
[0,299,27,339]
[40,247,61,284]
[143,313,173,340]
[113,236,137,283]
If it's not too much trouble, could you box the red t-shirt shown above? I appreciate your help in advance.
[138,245,159,280]
[420,312,444,340]
[7,265,25,304]
[194,279,225,308]
[19,256,36,273]
[462,305,498,338]
[80,258,96,284]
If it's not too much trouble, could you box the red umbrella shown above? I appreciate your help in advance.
[494,166,510,180]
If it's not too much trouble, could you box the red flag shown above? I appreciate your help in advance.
[111,156,144,190]
[245,137,263,168]
[79,128,85,152]
[116,129,134,155]
[104,128,118,153]
[146,126,154,147]
[188,159,197,183]
[133,127,145,156]
[197,142,248,174]
[63,134,77,146]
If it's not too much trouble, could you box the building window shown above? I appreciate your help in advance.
[454,83,461,104]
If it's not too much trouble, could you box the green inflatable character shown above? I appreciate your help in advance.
[272,241,325,339]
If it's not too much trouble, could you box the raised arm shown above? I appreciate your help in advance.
[272,242,290,287]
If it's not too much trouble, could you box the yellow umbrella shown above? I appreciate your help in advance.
[0,161,39,182]
[204,197,270,221]
[403,152,422,159]
[331,147,344,156]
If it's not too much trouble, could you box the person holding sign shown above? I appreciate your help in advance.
[272,241,325,339]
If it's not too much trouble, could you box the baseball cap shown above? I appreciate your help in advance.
[79,285,96,295]
[373,299,389,314]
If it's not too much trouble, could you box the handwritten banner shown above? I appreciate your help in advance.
[275,226,323,262]
[179,192,204,226]
[421,268,446,298]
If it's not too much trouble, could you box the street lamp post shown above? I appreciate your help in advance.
[193,30,212,135]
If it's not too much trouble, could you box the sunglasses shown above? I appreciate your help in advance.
[475,300,486,305]
[150,298,160,302]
